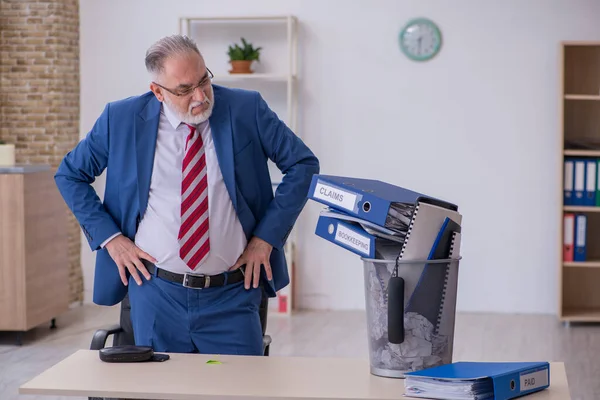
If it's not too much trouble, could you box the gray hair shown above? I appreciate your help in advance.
[145,34,201,79]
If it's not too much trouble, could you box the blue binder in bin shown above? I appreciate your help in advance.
[315,214,378,258]
[308,174,458,231]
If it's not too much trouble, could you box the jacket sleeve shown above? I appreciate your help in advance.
[54,103,122,251]
[252,92,320,250]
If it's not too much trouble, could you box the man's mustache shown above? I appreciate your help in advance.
[190,99,210,109]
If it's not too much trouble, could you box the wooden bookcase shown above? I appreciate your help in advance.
[559,41,600,323]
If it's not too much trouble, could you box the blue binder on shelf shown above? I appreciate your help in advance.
[574,214,587,262]
[308,174,458,231]
[584,158,596,206]
[563,158,574,206]
[564,158,597,206]
[573,159,586,206]
[403,361,550,400]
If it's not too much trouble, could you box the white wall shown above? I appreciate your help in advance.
[79,0,600,314]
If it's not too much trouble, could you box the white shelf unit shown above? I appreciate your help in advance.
[179,15,299,316]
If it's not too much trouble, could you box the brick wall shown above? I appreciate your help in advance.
[0,0,83,303]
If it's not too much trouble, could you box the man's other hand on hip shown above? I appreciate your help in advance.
[229,236,273,290]
[105,235,156,286]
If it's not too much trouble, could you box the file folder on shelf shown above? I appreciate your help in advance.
[563,158,574,206]
[596,159,600,207]
[564,157,599,206]
[403,361,550,400]
[563,213,574,262]
[585,159,597,206]
[308,175,457,232]
[574,214,587,262]
[573,159,585,206]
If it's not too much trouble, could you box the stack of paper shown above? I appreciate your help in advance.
[405,377,494,400]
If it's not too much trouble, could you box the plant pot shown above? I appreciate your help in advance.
[0,144,15,166]
[229,60,253,74]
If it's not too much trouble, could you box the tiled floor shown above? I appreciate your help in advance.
[1,304,599,399]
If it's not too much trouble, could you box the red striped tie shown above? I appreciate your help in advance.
[178,123,210,270]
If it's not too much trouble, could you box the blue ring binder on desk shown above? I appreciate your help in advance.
[403,361,550,400]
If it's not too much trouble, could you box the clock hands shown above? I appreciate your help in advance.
[399,18,441,61]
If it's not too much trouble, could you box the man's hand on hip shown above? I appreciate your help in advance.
[105,235,156,286]
[230,236,273,289]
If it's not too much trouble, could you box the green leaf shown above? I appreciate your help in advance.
[227,37,262,61]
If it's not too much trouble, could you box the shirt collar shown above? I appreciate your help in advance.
[162,102,184,130]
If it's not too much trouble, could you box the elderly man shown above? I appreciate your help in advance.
[55,34,319,355]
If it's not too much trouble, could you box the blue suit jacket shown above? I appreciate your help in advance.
[55,85,320,306]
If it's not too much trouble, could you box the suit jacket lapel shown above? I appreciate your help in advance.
[209,93,238,211]
[135,96,161,218]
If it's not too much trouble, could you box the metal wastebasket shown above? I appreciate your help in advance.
[361,255,461,378]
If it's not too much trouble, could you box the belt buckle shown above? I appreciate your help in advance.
[182,273,210,289]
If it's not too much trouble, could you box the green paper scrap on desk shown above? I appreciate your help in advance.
[206,359,222,364]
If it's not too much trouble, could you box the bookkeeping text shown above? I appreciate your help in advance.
[334,224,370,255]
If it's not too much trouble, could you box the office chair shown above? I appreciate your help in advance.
[90,291,272,355]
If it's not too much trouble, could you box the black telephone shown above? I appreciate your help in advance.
[99,345,170,363]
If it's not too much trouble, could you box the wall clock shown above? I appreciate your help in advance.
[399,18,442,61]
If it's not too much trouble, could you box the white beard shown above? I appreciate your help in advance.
[164,89,215,125]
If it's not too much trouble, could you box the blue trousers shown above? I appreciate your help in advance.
[127,269,264,355]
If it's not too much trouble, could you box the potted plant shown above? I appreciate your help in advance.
[227,37,262,74]
[0,139,15,166]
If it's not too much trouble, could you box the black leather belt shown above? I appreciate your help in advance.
[142,260,245,289]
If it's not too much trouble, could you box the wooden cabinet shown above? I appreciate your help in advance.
[0,166,70,340]
[559,42,600,323]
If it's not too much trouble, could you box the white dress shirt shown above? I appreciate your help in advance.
[103,102,247,275]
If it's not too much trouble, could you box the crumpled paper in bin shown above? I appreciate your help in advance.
[365,262,451,373]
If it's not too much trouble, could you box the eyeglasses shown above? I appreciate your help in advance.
[153,68,214,97]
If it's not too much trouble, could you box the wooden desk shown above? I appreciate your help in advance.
[20,350,571,400]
